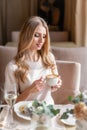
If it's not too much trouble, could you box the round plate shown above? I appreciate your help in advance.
[14,101,32,120]
[58,104,76,126]
[60,114,76,126]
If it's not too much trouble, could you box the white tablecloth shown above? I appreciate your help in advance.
[0,104,75,130]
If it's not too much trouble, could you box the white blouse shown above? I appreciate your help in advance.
[4,54,58,105]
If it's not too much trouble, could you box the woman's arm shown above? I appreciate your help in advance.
[4,62,46,102]
[17,77,46,102]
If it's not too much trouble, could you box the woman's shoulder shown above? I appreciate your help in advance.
[48,52,55,60]
[6,59,18,71]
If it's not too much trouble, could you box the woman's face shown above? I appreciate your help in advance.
[30,25,46,51]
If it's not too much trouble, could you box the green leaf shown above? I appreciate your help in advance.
[68,96,73,102]
[60,112,69,119]
[47,105,54,109]
[72,97,80,103]
[69,109,74,114]
[32,99,40,107]
[68,93,85,104]
[51,109,60,116]
[60,108,74,119]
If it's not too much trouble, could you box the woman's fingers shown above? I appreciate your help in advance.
[51,77,62,92]
[32,77,46,92]
[58,77,62,86]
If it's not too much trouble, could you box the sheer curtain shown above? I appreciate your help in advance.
[64,0,87,46]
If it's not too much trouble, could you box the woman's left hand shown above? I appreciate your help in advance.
[51,76,62,92]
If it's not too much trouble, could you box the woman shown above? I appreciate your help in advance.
[4,16,62,104]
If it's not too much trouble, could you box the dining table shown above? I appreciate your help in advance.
[0,103,76,130]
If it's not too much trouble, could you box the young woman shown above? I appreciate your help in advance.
[4,16,62,104]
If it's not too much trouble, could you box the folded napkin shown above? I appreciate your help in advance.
[0,105,9,123]
[76,119,87,130]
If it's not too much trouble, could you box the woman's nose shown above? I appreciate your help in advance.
[39,36,44,43]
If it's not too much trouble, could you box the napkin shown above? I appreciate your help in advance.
[0,105,9,123]
[76,119,87,130]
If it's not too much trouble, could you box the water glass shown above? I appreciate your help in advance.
[4,83,17,128]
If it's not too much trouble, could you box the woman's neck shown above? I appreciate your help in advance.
[27,51,40,62]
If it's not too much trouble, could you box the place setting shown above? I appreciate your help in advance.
[0,74,77,130]
[14,99,66,130]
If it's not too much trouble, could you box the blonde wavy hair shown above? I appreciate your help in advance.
[15,16,55,82]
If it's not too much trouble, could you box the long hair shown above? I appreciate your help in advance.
[15,16,55,82]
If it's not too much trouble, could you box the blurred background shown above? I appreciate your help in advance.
[0,0,87,47]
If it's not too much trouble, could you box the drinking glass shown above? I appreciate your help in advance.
[4,83,17,128]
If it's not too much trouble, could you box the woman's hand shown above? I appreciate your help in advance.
[30,77,46,93]
[17,77,46,102]
[51,76,62,92]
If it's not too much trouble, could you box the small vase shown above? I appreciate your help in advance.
[30,114,51,130]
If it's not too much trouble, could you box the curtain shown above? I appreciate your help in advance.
[75,0,87,46]
[0,0,31,45]
[64,0,76,42]
[0,0,7,45]
[0,1,2,44]
[64,0,87,46]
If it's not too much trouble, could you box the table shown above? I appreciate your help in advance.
[14,112,76,130]
[0,104,76,130]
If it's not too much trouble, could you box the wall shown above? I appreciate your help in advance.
[0,0,32,44]
[6,0,31,42]
[0,0,79,46]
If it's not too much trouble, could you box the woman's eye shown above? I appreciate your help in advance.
[34,33,46,38]
[34,33,39,37]
[43,35,46,38]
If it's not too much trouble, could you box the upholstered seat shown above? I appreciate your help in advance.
[52,60,81,104]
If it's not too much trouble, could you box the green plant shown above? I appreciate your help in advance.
[60,108,74,119]
[26,99,60,118]
[68,93,86,104]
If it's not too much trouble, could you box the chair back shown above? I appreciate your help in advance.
[0,46,17,84]
[52,60,81,104]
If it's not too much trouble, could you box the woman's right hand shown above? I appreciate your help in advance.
[30,77,46,93]
[17,77,46,102]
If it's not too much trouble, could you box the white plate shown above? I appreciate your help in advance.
[60,114,76,126]
[59,104,76,126]
[14,101,32,120]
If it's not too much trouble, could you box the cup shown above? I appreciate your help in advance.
[46,74,59,86]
